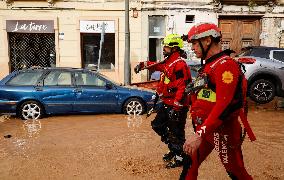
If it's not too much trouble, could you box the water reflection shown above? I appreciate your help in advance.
[10,119,42,157]
[0,118,42,158]
[22,119,42,138]
[126,114,143,130]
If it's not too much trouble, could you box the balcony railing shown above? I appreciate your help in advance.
[220,0,277,5]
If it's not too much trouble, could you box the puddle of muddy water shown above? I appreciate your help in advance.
[22,119,42,138]
[126,114,143,130]
[0,117,43,158]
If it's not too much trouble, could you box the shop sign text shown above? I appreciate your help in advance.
[6,20,54,33]
[80,21,115,33]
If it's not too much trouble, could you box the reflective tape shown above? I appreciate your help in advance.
[164,76,170,84]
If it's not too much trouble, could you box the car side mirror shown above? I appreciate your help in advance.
[105,82,113,89]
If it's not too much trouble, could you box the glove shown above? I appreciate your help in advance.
[168,108,180,120]
[173,101,183,111]
[134,62,145,74]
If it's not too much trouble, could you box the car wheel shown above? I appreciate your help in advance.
[123,98,145,115]
[249,79,276,104]
[18,101,44,120]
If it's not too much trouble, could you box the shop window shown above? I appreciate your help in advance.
[81,33,115,70]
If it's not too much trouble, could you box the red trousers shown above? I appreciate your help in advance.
[185,116,252,180]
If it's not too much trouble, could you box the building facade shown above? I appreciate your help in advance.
[0,0,141,83]
[0,0,284,83]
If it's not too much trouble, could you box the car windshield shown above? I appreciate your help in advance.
[237,47,272,59]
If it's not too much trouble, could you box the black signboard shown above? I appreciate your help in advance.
[6,20,54,33]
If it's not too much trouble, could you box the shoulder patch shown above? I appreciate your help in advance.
[175,70,184,79]
[222,71,234,84]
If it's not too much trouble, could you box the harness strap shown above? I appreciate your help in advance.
[239,108,256,141]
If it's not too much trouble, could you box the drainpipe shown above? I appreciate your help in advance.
[124,0,131,85]
[98,22,105,71]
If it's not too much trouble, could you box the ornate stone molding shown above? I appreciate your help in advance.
[266,0,276,12]
[47,0,55,7]
[5,0,13,6]
[212,0,223,13]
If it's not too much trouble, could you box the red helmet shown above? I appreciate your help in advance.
[187,23,221,42]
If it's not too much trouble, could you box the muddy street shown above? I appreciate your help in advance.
[0,105,283,180]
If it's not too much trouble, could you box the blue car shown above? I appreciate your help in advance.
[0,67,155,120]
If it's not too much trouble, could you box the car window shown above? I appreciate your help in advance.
[272,51,284,62]
[74,72,106,87]
[96,72,120,86]
[238,48,252,57]
[44,71,72,86]
[251,48,270,59]
[6,71,43,86]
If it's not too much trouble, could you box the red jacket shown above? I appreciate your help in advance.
[145,52,192,108]
[190,51,243,138]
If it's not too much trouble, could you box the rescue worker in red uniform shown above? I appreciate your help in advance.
[182,23,255,180]
[134,34,192,168]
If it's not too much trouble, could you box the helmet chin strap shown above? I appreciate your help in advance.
[197,39,212,65]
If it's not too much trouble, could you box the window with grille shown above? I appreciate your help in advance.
[221,40,231,50]
[242,40,253,48]
[8,33,56,72]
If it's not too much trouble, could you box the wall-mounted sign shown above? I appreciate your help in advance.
[153,27,160,33]
[6,20,54,33]
[59,32,64,40]
[80,20,115,33]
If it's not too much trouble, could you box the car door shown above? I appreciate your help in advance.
[37,70,76,114]
[73,71,119,113]
[270,50,284,91]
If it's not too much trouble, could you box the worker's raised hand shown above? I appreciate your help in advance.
[134,62,145,74]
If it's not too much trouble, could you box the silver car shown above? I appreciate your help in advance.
[237,46,284,104]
